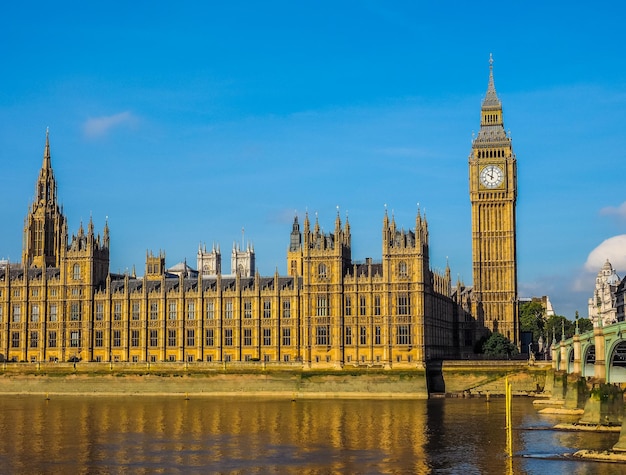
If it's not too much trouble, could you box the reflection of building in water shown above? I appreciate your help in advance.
[0,398,432,473]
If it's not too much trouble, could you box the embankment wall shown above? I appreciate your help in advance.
[0,360,550,398]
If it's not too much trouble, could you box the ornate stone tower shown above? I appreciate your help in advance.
[287,214,303,277]
[22,130,67,268]
[469,56,518,344]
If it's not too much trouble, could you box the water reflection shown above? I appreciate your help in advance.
[0,396,621,474]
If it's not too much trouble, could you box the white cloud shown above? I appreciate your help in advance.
[583,234,626,272]
[83,111,136,138]
[600,201,626,220]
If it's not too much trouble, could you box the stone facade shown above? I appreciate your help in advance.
[588,259,622,326]
[469,55,519,344]
[0,61,517,365]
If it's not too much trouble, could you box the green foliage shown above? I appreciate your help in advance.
[482,332,519,358]
[519,301,545,344]
[545,314,576,341]
[577,318,593,333]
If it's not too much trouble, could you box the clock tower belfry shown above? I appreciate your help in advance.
[469,55,518,344]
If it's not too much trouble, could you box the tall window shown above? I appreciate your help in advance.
[113,330,121,347]
[244,328,252,346]
[225,301,233,319]
[95,330,103,347]
[150,301,158,320]
[244,300,252,319]
[70,331,81,348]
[70,303,81,321]
[318,263,327,279]
[73,263,81,280]
[397,294,410,315]
[48,331,57,348]
[398,261,408,278]
[114,302,122,321]
[360,326,367,345]
[224,328,233,346]
[263,328,271,346]
[168,302,177,320]
[316,297,328,316]
[316,326,329,345]
[282,328,291,346]
[375,326,381,345]
[205,328,214,346]
[49,304,57,322]
[374,295,381,316]
[132,302,140,321]
[206,301,215,319]
[186,329,195,346]
[345,297,352,316]
[187,302,195,320]
[150,330,158,347]
[168,329,177,347]
[397,325,411,345]
[282,300,291,318]
[12,305,21,323]
[96,303,104,321]
[31,304,40,323]
[11,332,19,348]
[131,330,140,347]
[360,296,366,316]
[30,331,39,348]
[263,300,271,319]
[345,327,352,345]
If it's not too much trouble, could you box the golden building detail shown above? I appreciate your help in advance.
[1,61,519,364]
[469,56,518,343]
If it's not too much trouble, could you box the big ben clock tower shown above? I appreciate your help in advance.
[469,55,518,344]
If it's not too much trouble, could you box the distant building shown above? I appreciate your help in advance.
[588,259,622,326]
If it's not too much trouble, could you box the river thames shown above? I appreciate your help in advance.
[0,395,621,474]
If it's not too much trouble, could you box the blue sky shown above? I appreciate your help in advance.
[1,2,626,319]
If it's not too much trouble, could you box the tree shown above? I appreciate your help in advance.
[545,314,576,342]
[577,317,593,333]
[482,332,519,358]
[519,301,545,344]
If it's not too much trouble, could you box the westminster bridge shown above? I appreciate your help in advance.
[552,321,626,382]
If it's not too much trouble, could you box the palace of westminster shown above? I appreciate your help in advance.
[0,60,519,366]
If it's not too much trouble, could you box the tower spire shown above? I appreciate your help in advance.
[482,53,501,110]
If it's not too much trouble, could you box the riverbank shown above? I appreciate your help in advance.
[0,360,550,398]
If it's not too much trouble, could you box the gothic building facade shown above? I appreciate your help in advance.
[0,60,516,365]
[469,55,519,344]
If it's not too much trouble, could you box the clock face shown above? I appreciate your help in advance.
[480,165,504,189]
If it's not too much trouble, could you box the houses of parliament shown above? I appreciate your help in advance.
[0,60,518,366]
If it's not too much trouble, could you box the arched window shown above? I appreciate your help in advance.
[73,264,80,280]
[318,263,327,279]
[398,261,408,278]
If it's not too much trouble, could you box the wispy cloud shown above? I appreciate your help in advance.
[600,201,626,220]
[83,111,137,138]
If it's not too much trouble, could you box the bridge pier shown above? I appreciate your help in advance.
[563,373,589,410]
[578,382,623,426]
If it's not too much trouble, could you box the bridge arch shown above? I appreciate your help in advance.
[608,340,626,383]
[582,344,595,378]
[567,347,574,373]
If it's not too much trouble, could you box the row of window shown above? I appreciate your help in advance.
[12,325,412,350]
[316,262,410,278]
[1,295,411,323]
[316,325,410,346]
